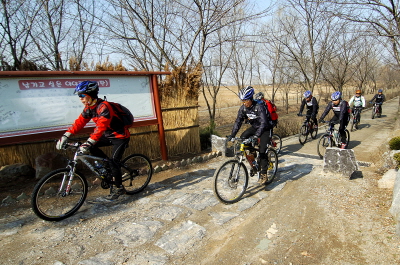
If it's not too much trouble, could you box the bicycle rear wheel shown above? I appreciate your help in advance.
[299,124,308,145]
[271,134,282,154]
[264,148,278,185]
[213,160,248,204]
[31,168,88,221]
[121,154,153,194]
[317,134,333,159]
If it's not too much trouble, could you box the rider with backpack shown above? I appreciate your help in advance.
[297,90,319,129]
[227,86,273,185]
[56,80,134,200]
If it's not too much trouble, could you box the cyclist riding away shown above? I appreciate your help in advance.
[319,91,350,149]
[348,89,365,129]
[369,89,385,114]
[297,90,319,129]
[56,80,131,200]
[227,86,273,185]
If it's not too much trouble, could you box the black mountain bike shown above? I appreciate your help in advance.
[317,121,350,159]
[298,114,318,145]
[213,137,278,204]
[371,102,382,119]
[31,142,153,221]
[350,107,362,131]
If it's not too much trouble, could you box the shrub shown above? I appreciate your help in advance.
[393,153,400,169]
[200,122,219,150]
[389,136,400,150]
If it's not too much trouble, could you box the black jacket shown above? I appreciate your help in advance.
[320,100,349,122]
[231,101,270,138]
[299,97,319,115]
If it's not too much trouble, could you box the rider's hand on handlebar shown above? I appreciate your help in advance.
[297,113,302,117]
[226,135,234,142]
[56,132,72,150]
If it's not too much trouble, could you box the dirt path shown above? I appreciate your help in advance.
[0,99,399,264]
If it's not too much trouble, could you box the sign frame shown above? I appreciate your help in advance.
[0,71,171,160]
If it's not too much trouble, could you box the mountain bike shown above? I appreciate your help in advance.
[270,133,282,154]
[370,102,382,119]
[317,121,350,159]
[31,142,153,221]
[213,137,278,204]
[350,107,363,131]
[298,114,318,145]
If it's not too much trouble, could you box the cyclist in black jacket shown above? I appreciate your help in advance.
[227,86,273,184]
[297,90,319,128]
[319,91,350,148]
[369,89,385,114]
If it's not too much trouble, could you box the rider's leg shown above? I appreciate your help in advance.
[109,138,130,187]
[258,129,272,174]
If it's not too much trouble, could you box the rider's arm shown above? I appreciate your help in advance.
[67,107,91,135]
[231,106,245,137]
[311,97,318,116]
[319,102,332,121]
[348,96,354,107]
[361,96,366,108]
[254,104,268,137]
[370,94,377,102]
[90,102,112,141]
[339,101,349,121]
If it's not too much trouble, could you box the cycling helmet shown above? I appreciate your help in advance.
[74,81,99,98]
[303,90,312,98]
[255,92,264,100]
[238,86,254,100]
[378,89,383,93]
[331,91,342,100]
[355,89,361,94]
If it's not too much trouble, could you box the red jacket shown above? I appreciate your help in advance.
[67,99,130,141]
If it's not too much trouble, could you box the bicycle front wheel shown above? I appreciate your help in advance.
[213,160,248,204]
[264,148,278,185]
[350,117,355,132]
[345,129,350,148]
[299,125,308,145]
[317,134,333,159]
[31,168,88,221]
[121,154,153,194]
[371,107,376,119]
[310,122,318,139]
[271,134,282,154]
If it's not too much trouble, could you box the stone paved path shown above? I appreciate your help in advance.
[1,98,398,265]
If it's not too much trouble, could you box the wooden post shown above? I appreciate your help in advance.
[151,74,168,160]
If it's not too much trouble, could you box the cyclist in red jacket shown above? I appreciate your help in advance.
[56,80,130,200]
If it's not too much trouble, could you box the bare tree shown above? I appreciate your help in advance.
[99,0,267,71]
[268,0,336,92]
[30,0,72,70]
[330,0,400,66]
[0,0,43,70]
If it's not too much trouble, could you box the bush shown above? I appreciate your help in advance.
[389,136,400,150]
[394,153,400,169]
[199,122,219,150]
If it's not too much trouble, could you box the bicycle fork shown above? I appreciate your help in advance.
[59,163,76,196]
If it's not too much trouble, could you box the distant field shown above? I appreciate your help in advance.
[198,85,388,137]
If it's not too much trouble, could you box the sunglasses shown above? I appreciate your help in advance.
[78,94,87,98]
